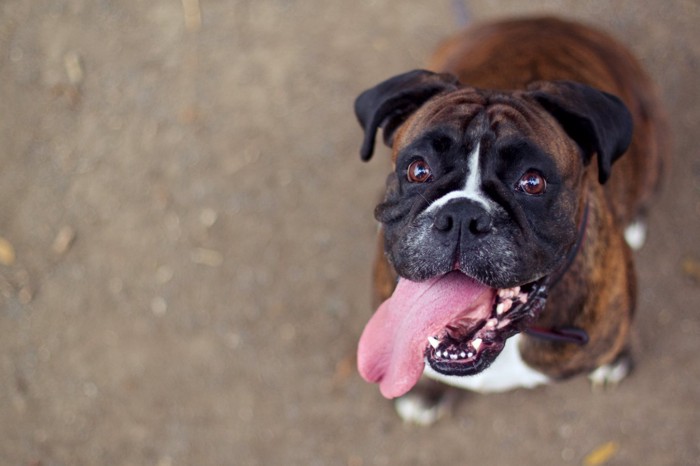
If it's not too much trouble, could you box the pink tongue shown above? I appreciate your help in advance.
[357,271,492,399]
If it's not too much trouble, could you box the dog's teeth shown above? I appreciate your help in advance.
[518,292,528,303]
[497,319,511,329]
[498,287,519,299]
[472,338,482,351]
[486,318,498,329]
[468,352,474,358]
[428,336,440,349]
[497,299,513,315]
[496,300,512,315]
[460,351,466,358]
[450,353,458,360]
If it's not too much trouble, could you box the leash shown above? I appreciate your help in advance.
[525,325,589,345]
[524,202,590,345]
[450,0,473,28]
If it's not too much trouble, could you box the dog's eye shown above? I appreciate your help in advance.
[516,170,547,195]
[407,159,433,183]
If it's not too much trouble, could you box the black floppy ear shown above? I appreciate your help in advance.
[527,81,633,184]
[354,69,460,161]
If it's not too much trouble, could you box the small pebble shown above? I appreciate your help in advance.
[190,248,223,267]
[52,226,76,255]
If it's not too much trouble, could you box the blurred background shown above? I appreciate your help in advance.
[0,0,698,464]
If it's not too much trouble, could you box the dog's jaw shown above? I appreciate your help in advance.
[424,276,549,376]
[424,333,550,393]
[357,270,553,399]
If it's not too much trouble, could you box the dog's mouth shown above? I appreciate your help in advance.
[357,271,549,399]
[425,277,548,376]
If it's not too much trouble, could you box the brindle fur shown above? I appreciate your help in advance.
[371,17,668,379]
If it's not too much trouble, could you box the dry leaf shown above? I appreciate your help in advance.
[0,236,16,266]
[682,258,700,283]
[583,441,619,466]
[181,0,201,32]
[333,354,356,386]
[64,51,84,85]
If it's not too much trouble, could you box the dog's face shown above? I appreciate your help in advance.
[377,87,583,288]
[355,70,632,387]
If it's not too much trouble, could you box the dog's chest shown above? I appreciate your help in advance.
[423,334,550,393]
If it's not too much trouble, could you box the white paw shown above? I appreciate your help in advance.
[624,220,647,250]
[394,393,448,426]
[588,357,631,390]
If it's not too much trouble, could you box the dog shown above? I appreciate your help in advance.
[353,17,669,424]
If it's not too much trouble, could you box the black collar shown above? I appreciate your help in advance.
[525,202,590,345]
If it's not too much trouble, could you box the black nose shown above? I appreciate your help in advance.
[433,199,493,236]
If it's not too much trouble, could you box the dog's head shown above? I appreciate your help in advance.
[355,70,632,398]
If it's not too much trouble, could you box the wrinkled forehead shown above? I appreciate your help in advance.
[392,87,580,175]
[392,88,486,158]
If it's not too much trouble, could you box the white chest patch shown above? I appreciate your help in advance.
[423,334,550,393]
[424,143,494,214]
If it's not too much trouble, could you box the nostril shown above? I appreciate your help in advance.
[470,213,492,235]
[434,212,454,232]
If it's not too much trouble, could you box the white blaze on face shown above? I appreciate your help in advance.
[424,142,494,214]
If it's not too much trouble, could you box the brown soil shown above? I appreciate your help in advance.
[1,1,698,464]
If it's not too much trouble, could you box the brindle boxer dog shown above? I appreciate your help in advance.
[354,17,669,424]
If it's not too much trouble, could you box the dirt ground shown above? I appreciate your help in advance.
[1,0,699,465]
